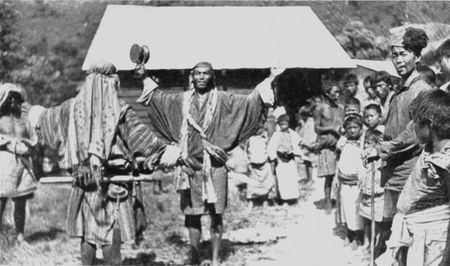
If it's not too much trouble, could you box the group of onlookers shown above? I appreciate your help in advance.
[234,24,450,266]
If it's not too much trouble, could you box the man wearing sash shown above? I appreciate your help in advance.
[137,62,284,266]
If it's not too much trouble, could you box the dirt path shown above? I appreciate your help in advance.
[2,177,368,266]
[242,179,366,266]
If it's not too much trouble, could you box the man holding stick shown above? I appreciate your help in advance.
[137,62,284,266]
[32,62,180,265]
[365,26,431,258]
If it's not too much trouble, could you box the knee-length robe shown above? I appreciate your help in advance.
[139,78,273,215]
[37,66,166,246]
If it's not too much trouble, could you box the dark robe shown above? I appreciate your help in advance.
[142,86,268,214]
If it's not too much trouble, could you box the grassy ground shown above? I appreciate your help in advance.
[0,172,314,266]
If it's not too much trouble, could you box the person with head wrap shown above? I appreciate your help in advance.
[364,26,432,259]
[0,83,38,243]
[136,61,285,266]
[33,61,180,265]
[267,114,302,204]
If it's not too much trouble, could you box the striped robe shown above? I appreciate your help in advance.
[39,104,166,246]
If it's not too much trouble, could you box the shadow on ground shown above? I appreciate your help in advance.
[26,227,65,243]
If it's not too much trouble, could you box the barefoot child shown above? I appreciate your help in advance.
[268,114,302,204]
[336,115,364,249]
[297,105,317,183]
[245,127,275,207]
[358,129,384,253]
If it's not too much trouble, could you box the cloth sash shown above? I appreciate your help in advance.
[176,88,228,203]
[337,170,359,186]
[386,204,450,266]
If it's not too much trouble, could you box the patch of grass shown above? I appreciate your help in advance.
[1,174,314,265]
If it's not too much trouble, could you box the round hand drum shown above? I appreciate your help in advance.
[129,44,150,65]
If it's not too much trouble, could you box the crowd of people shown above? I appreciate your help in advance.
[2,22,450,266]
[230,26,450,266]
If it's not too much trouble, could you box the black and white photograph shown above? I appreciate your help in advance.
[1,0,450,265]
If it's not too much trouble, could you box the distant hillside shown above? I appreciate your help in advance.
[6,1,450,105]
[16,1,450,61]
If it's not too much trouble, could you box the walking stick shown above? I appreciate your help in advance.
[370,162,376,266]
[335,171,342,226]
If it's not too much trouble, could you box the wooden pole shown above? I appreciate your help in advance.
[39,174,168,184]
[40,172,258,185]
[370,162,376,266]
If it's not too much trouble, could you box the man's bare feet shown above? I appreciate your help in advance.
[16,233,24,243]
[324,199,332,215]
[184,246,200,266]
[350,240,360,251]
[199,259,220,266]
[343,237,351,247]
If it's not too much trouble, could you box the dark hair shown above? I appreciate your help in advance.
[410,89,450,139]
[370,71,393,88]
[364,103,382,115]
[345,97,361,107]
[402,27,429,57]
[344,73,359,86]
[364,128,383,144]
[277,114,290,124]
[322,81,340,95]
[343,115,363,129]
[363,75,372,85]
[298,105,312,118]
[435,39,450,61]
[416,64,436,86]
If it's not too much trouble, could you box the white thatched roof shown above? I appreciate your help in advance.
[353,59,399,78]
[82,5,355,70]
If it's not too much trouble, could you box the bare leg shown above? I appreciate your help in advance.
[12,196,26,241]
[186,215,202,265]
[153,181,161,194]
[363,218,370,251]
[102,226,122,265]
[210,214,223,266]
[80,239,96,265]
[304,161,312,182]
[0,198,7,230]
[324,175,333,214]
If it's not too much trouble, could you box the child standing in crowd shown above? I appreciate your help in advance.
[336,115,364,249]
[363,104,385,132]
[380,90,450,266]
[314,83,344,213]
[344,97,361,117]
[370,71,394,121]
[362,75,379,108]
[245,127,275,207]
[342,73,364,104]
[417,64,437,89]
[436,38,450,92]
[358,129,384,254]
[297,105,317,183]
[268,114,302,204]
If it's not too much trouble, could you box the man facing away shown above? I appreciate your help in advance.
[136,62,285,266]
